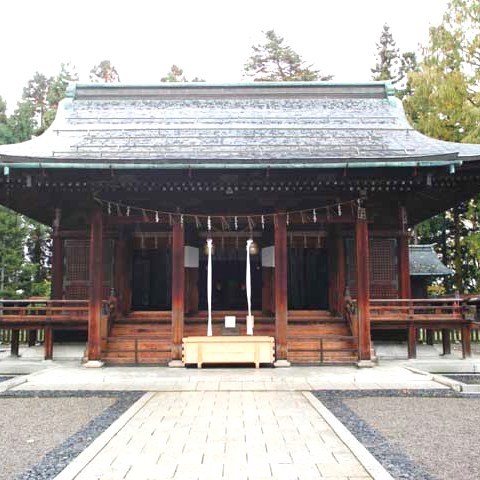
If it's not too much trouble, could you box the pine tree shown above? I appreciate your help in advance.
[371,24,400,81]
[244,30,332,82]
[90,60,121,83]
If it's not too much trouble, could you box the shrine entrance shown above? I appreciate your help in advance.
[131,249,172,310]
[198,239,262,311]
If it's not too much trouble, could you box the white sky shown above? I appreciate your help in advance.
[1,0,448,111]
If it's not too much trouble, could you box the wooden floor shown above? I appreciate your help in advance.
[102,310,358,365]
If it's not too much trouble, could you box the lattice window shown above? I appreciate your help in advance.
[345,237,398,299]
[63,239,114,299]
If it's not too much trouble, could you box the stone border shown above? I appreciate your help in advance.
[0,391,145,480]
[304,392,394,480]
[54,392,153,480]
[0,375,27,392]
[313,389,468,480]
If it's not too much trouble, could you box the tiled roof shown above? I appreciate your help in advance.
[409,244,453,276]
[0,82,479,169]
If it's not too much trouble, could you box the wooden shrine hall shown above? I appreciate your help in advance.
[0,81,479,366]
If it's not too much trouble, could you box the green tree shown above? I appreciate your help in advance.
[161,64,187,82]
[44,62,78,129]
[406,0,480,293]
[22,72,52,134]
[244,30,332,82]
[90,60,121,83]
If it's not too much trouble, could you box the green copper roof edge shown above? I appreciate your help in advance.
[0,160,462,170]
[70,81,391,97]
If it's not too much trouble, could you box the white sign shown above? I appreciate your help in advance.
[225,316,236,328]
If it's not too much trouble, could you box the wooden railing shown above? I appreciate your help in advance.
[343,289,358,337]
[369,298,475,323]
[0,299,89,326]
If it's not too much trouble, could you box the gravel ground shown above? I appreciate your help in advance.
[0,391,142,480]
[316,390,480,480]
[443,374,480,384]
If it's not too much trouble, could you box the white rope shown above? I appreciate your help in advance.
[207,238,213,336]
[246,239,252,318]
[246,239,253,335]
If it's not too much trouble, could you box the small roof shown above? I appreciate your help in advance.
[409,244,453,276]
[1,81,480,170]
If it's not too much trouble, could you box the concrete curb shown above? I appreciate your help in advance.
[53,392,155,480]
[0,375,27,392]
[303,391,394,480]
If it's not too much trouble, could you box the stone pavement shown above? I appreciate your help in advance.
[9,364,446,392]
[56,391,379,480]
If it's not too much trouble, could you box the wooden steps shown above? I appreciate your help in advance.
[102,310,358,365]
[102,322,171,365]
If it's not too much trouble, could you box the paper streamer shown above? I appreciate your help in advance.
[207,238,213,337]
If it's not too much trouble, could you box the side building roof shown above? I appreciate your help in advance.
[409,244,453,276]
[1,81,480,170]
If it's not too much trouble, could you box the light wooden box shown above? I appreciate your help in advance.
[182,336,275,368]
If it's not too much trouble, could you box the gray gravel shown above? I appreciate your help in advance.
[0,397,114,480]
[344,396,480,480]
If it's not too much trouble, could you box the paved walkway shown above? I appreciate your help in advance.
[56,391,379,480]
[9,364,445,392]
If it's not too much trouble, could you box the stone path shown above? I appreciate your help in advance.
[56,391,376,480]
[13,364,445,392]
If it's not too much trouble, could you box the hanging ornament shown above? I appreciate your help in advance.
[301,212,305,224]
[126,206,130,217]
[261,215,265,230]
[313,209,317,223]
[180,214,184,227]
[107,202,112,215]
[116,204,122,216]
[286,212,290,225]
[155,211,159,223]
[338,203,342,216]
[207,216,212,231]
[195,216,201,229]
[234,216,238,230]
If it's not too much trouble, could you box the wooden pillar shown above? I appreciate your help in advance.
[114,233,128,316]
[171,214,185,362]
[328,226,338,313]
[442,329,451,355]
[28,330,36,347]
[407,323,417,359]
[355,216,371,362]
[398,234,411,298]
[462,324,472,358]
[336,229,346,315]
[10,329,19,357]
[51,232,64,300]
[87,207,104,362]
[274,213,288,362]
[44,327,53,360]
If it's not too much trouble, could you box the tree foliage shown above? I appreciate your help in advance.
[244,30,332,82]
[405,0,480,293]
[90,60,121,83]
[371,24,418,98]
[161,64,205,82]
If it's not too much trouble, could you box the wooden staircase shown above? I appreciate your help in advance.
[101,312,171,365]
[102,310,358,365]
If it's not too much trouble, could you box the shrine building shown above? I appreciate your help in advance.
[0,82,479,366]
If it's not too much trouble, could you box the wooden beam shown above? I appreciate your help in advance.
[355,216,371,361]
[274,213,288,361]
[44,327,53,360]
[87,207,104,361]
[171,214,185,361]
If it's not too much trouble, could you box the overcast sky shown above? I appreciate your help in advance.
[1,0,448,111]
